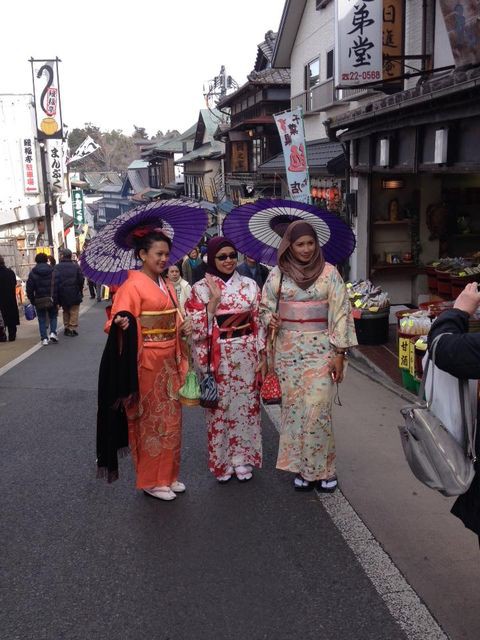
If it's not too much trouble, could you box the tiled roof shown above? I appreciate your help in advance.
[254,30,277,70]
[258,139,345,175]
[247,67,290,84]
[128,160,149,169]
[200,109,227,139]
[83,172,123,189]
[175,141,224,164]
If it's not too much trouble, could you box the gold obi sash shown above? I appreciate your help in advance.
[279,300,328,332]
[140,309,177,342]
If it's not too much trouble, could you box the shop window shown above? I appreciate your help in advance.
[252,138,263,172]
[304,58,320,91]
[149,164,162,189]
[326,49,334,80]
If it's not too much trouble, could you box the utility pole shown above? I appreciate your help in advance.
[38,142,54,247]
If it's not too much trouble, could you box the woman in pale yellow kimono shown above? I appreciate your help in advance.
[260,221,357,492]
[105,230,190,501]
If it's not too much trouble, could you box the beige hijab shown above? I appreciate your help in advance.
[277,220,325,290]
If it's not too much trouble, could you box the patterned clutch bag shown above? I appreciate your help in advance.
[261,372,282,405]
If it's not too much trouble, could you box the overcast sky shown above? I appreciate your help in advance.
[2,0,286,137]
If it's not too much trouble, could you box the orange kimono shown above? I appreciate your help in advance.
[106,271,188,489]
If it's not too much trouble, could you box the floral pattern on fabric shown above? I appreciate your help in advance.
[186,272,266,477]
[260,264,357,481]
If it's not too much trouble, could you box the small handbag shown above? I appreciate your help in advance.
[199,309,219,409]
[260,274,284,406]
[398,334,477,497]
[35,271,55,310]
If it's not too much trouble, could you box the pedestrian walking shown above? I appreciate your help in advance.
[428,282,480,546]
[0,255,19,342]
[87,279,97,300]
[166,264,191,316]
[26,252,59,346]
[260,221,357,492]
[101,229,190,500]
[237,256,270,289]
[186,237,267,483]
[182,247,202,285]
[56,249,84,336]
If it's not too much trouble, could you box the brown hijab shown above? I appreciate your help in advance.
[277,220,325,290]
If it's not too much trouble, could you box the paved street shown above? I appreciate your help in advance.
[0,303,478,640]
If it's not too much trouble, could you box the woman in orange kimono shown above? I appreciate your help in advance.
[105,229,190,501]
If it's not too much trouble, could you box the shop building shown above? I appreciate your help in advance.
[327,3,480,305]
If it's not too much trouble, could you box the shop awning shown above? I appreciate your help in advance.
[258,139,345,176]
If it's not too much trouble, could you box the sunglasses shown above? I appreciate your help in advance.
[215,252,238,262]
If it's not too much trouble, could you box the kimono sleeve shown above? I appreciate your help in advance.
[327,267,358,349]
[251,283,266,352]
[260,268,281,330]
[104,280,142,333]
[185,282,211,375]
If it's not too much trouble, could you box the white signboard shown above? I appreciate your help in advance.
[335,0,383,88]
[31,59,63,139]
[46,139,65,194]
[274,107,311,204]
[20,137,40,194]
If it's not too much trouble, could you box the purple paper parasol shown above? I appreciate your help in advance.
[80,199,208,286]
[222,198,356,266]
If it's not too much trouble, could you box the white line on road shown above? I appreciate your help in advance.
[262,403,448,640]
[0,299,97,379]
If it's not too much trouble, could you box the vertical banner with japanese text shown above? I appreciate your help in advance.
[383,0,405,90]
[46,139,65,194]
[273,107,311,204]
[72,189,85,226]
[335,0,383,88]
[31,58,63,140]
[20,137,40,194]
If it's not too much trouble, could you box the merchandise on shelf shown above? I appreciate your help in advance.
[346,280,390,312]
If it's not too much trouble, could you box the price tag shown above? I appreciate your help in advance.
[354,299,363,308]
[409,340,416,377]
[399,337,410,370]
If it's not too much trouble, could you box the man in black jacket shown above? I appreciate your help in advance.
[56,249,84,336]
[26,252,59,345]
[428,282,480,544]
[0,255,19,341]
[236,257,270,290]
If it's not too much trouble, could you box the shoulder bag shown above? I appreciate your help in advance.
[35,271,55,310]
[199,307,219,409]
[261,273,284,405]
[398,333,477,497]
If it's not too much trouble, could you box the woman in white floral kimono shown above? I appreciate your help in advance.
[260,221,357,492]
[186,237,267,483]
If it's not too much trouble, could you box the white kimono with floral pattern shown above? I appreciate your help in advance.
[186,272,266,477]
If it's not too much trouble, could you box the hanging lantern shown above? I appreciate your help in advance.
[320,188,326,200]
[311,187,318,198]
[328,187,336,202]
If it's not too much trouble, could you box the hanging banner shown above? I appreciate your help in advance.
[46,139,65,194]
[72,188,85,226]
[31,59,63,140]
[273,107,311,204]
[335,0,383,88]
[382,0,405,91]
[67,135,100,164]
[20,137,40,194]
[438,0,480,68]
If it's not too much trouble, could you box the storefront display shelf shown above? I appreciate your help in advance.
[371,263,422,273]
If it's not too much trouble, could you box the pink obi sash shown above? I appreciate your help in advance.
[279,300,328,332]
